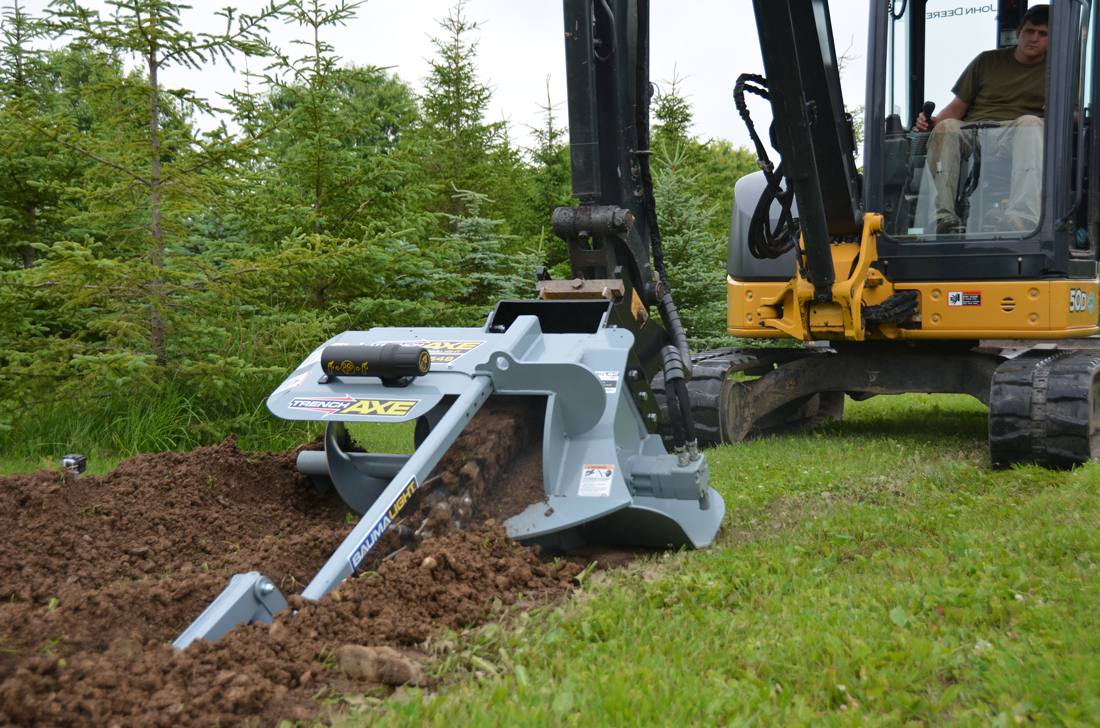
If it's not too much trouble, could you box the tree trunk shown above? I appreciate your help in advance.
[21,202,36,269]
[148,55,167,365]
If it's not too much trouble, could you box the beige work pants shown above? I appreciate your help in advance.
[928,115,1044,226]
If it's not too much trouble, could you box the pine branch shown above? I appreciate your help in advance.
[1,392,109,416]
[17,119,152,186]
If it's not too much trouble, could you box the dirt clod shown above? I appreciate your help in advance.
[337,645,426,686]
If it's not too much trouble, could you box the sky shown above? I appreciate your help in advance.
[14,0,881,153]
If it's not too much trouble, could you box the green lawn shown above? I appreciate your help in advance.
[351,393,1100,728]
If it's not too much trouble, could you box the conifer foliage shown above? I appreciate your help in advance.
[0,0,759,449]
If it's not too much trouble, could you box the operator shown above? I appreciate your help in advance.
[913,4,1048,235]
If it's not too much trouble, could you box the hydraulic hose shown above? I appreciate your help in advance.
[657,291,692,380]
[660,345,687,450]
[734,73,800,260]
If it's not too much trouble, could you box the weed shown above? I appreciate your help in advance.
[37,637,64,656]
[315,644,338,670]
[46,597,59,613]
[76,505,102,518]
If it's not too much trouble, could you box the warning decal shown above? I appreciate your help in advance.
[374,340,484,365]
[272,371,310,397]
[595,371,620,393]
[579,465,614,497]
[947,291,981,307]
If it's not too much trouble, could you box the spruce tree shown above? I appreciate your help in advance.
[519,80,571,269]
[33,0,282,363]
[433,187,534,315]
[0,0,284,431]
[0,2,87,271]
[418,0,506,219]
[224,0,457,330]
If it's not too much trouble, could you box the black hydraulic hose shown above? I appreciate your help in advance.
[671,377,696,443]
[660,345,687,450]
[635,0,691,382]
[663,376,686,449]
[593,0,616,62]
[735,73,799,260]
[657,291,692,380]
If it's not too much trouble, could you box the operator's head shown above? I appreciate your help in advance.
[1016,4,1049,64]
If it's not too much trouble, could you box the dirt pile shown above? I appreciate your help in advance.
[0,430,582,727]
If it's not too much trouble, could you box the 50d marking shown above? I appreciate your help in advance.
[1069,288,1094,314]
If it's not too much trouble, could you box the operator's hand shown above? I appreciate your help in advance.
[913,112,935,132]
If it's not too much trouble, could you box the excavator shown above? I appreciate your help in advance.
[172,0,1099,646]
[677,0,1100,470]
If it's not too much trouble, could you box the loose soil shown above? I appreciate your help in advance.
[0,398,588,728]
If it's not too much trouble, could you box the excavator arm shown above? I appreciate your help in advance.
[549,0,700,455]
[751,0,864,304]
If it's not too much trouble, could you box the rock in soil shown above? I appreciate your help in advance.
[336,645,426,686]
[0,429,583,728]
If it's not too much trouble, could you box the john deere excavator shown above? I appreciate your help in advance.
[667,0,1100,470]
[174,0,1099,647]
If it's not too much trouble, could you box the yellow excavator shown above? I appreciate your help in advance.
[173,0,1099,648]
[664,0,1100,468]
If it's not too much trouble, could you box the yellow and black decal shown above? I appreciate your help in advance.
[348,475,419,570]
[288,396,419,417]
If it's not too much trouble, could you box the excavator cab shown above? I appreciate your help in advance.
[876,0,1095,267]
[707,0,1100,467]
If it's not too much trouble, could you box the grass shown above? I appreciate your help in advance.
[347,393,1100,727]
[0,381,416,476]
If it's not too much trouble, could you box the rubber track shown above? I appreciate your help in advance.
[652,347,825,448]
[989,349,1100,468]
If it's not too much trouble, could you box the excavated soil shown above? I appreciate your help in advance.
[0,399,586,728]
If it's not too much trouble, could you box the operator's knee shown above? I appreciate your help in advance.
[934,118,964,133]
[1015,115,1043,127]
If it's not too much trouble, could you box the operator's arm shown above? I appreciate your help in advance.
[913,96,970,132]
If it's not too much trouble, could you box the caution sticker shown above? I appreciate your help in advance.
[288,396,419,417]
[947,291,981,306]
[579,465,614,497]
[348,475,419,570]
[595,371,620,393]
[374,340,485,365]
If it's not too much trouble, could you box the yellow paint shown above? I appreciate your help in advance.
[725,216,1100,341]
[338,399,418,417]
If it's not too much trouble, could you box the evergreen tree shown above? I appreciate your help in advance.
[0,0,284,431]
[649,72,757,343]
[652,142,727,343]
[433,187,535,315]
[0,3,89,270]
[35,0,282,363]
[224,0,459,330]
[418,0,507,219]
[518,79,571,268]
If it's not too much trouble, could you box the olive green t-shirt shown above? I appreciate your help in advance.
[952,47,1046,122]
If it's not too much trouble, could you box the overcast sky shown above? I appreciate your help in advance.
[13,0,880,151]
